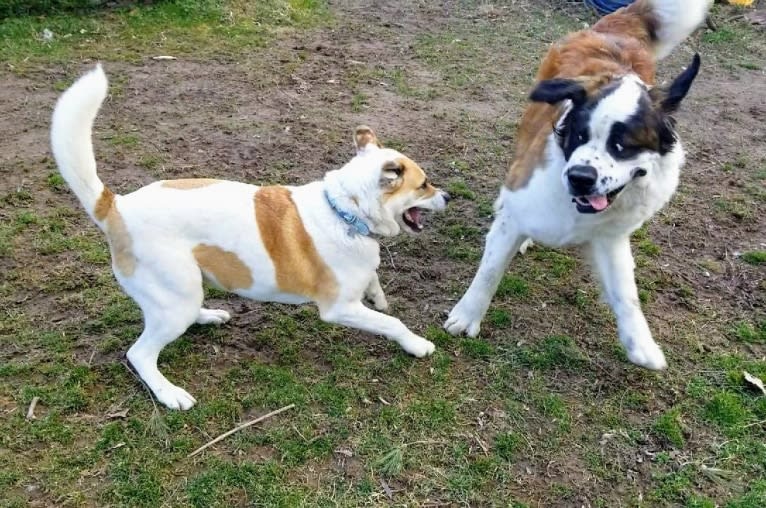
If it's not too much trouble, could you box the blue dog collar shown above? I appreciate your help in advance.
[324,190,371,237]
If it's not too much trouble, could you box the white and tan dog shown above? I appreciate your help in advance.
[445,0,712,369]
[51,66,449,410]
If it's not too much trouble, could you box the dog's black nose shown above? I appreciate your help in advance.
[442,191,451,203]
[567,165,598,194]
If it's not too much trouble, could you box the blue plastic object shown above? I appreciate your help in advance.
[584,0,635,15]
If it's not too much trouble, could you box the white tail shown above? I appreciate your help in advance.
[50,65,110,225]
[648,0,713,59]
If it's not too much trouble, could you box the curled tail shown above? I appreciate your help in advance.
[595,0,712,59]
[50,65,113,227]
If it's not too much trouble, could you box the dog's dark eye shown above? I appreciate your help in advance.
[556,107,590,161]
[419,179,428,189]
[608,138,641,160]
[607,122,645,160]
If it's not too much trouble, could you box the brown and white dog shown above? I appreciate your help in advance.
[445,0,712,369]
[51,66,449,410]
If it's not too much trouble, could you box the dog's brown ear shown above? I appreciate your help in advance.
[354,125,381,154]
[380,160,403,187]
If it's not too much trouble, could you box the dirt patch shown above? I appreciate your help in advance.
[1,1,765,506]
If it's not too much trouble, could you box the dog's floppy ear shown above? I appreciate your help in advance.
[529,79,588,107]
[380,160,403,187]
[354,125,381,154]
[649,54,701,113]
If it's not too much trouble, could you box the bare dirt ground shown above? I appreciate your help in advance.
[1,1,765,506]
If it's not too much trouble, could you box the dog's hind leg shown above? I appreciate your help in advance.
[122,260,204,410]
[319,301,434,357]
[444,210,527,337]
[588,236,667,370]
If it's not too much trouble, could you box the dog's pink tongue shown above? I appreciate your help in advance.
[587,195,609,211]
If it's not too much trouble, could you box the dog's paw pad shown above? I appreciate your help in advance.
[156,384,197,410]
[196,308,231,325]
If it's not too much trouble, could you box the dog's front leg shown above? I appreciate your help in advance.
[589,236,667,370]
[445,211,527,337]
[320,301,434,357]
[364,272,389,311]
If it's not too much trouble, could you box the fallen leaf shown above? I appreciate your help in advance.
[334,447,353,457]
[152,55,177,60]
[107,409,130,419]
[745,10,766,26]
[744,371,766,396]
[380,477,393,500]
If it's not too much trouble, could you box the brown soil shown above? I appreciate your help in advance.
[1,0,764,505]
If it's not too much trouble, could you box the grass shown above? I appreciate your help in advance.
[741,251,766,265]
[0,0,328,71]
[653,408,686,448]
[733,321,766,344]
[1,1,765,506]
[496,274,529,298]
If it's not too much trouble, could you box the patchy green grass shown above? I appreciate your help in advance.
[496,274,529,299]
[0,0,329,71]
[1,1,765,507]
[732,321,766,344]
[446,180,476,200]
[653,408,686,448]
[741,251,766,265]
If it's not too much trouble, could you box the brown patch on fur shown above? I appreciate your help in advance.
[93,187,135,276]
[354,125,380,151]
[254,186,338,303]
[505,103,563,190]
[505,0,658,190]
[107,210,136,277]
[94,187,115,221]
[161,178,221,190]
[193,244,254,290]
[383,157,437,200]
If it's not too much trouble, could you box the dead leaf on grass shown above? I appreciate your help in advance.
[107,409,130,419]
[744,371,766,396]
[744,10,766,26]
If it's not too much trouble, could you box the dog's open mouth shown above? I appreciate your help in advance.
[402,207,425,232]
[572,185,625,214]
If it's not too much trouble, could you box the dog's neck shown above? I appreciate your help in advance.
[322,170,377,237]
[323,164,401,237]
[324,190,371,236]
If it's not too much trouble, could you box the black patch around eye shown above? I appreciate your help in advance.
[556,107,591,161]
[606,122,642,160]
[607,93,679,159]
[657,117,677,155]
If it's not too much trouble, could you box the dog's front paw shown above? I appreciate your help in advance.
[400,335,436,358]
[155,383,198,410]
[444,303,483,337]
[625,338,667,371]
